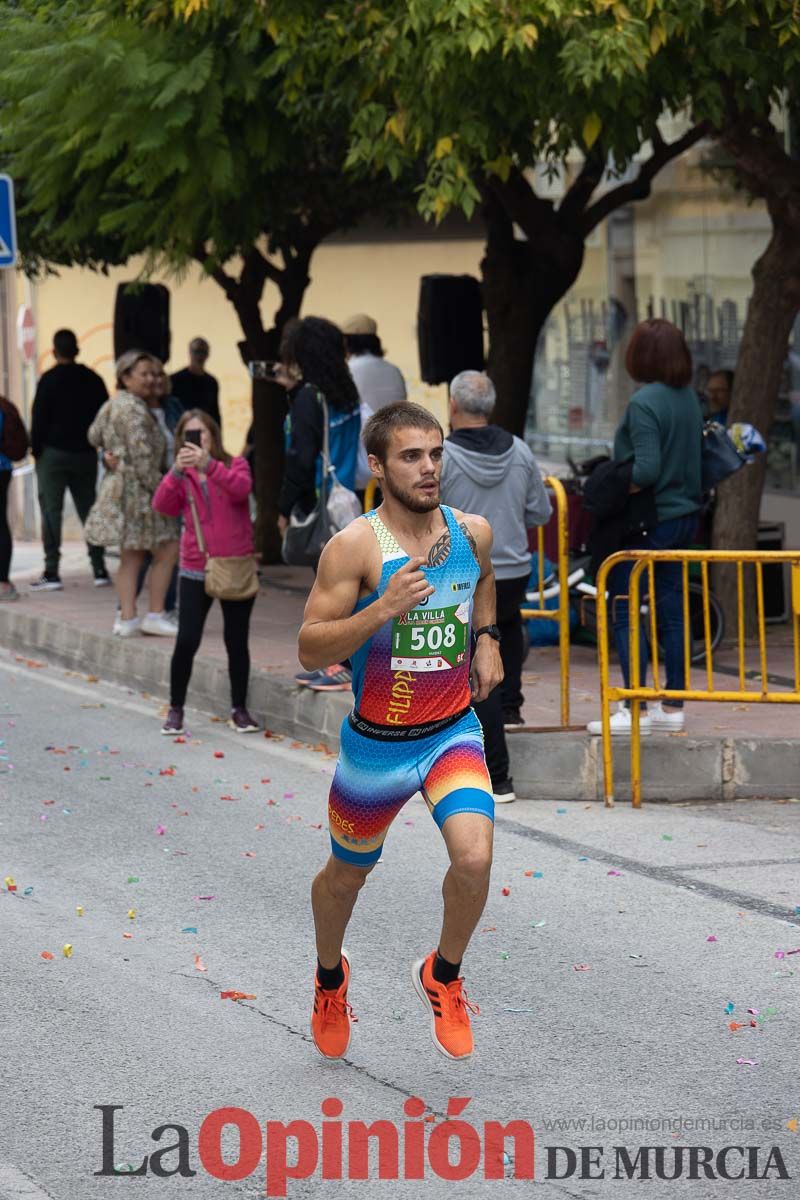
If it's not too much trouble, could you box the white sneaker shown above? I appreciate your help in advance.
[587,703,651,737]
[650,702,685,732]
[112,613,121,635]
[141,612,178,637]
[116,617,142,639]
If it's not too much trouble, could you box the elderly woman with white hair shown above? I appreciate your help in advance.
[85,350,179,637]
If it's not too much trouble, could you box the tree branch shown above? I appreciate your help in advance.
[193,242,241,303]
[581,120,712,235]
[240,245,283,291]
[558,147,606,224]
[485,165,558,242]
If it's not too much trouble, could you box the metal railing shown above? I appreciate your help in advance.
[596,549,800,808]
[519,476,571,728]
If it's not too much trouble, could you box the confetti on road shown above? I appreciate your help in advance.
[573,964,591,971]
[736,1058,758,1067]
[63,944,73,958]
[40,951,54,961]
[194,955,207,972]
[220,991,256,1001]
[607,870,622,876]
[181,927,198,934]
[707,935,718,942]
[501,887,510,896]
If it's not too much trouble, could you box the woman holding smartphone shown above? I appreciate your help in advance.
[152,409,260,735]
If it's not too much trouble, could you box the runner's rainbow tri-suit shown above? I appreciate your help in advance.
[327,505,494,865]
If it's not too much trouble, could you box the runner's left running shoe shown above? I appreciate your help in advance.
[311,949,356,1059]
[412,950,479,1060]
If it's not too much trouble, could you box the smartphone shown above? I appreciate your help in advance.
[249,361,279,380]
[184,430,203,447]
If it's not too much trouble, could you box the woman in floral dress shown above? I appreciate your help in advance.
[85,351,179,637]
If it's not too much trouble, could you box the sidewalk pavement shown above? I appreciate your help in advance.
[2,539,799,802]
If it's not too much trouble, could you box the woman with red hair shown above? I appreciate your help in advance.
[587,319,703,737]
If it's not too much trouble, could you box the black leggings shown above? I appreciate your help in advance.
[0,471,12,583]
[170,576,255,709]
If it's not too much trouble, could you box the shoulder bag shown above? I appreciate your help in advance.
[187,483,259,601]
[282,392,362,567]
[701,420,747,491]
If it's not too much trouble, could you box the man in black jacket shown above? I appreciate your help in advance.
[30,329,109,591]
[170,338,221,429]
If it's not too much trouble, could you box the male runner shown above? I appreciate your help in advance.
[297,401,503,1061]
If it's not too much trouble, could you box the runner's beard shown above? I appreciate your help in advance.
[381,466,440,513]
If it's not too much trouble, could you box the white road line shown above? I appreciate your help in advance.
[0,1163,55,1199]
[0,655,334,775]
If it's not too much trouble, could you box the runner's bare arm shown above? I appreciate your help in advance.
[298,527,434,670]
[458,513,504,703]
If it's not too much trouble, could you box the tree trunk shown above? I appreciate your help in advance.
[711,216,800,634]
[211,243,317,562]
[481,187,584,435]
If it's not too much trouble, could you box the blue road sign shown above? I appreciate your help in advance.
[0,175,18,268]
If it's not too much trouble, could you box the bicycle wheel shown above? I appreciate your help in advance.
[652,582,725,667]
[687,581,725,664]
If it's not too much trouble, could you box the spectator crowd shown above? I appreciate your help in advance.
[0,313,716,802]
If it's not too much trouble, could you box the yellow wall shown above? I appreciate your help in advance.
[30,238,486,454]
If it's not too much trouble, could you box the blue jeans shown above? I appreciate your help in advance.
[608,514,699,709]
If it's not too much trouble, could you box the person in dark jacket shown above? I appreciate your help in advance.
[30,328,109,590]
[277,316,361,692]
[170,338,221,430]
[587,319,702,737]
[440,370,551,803]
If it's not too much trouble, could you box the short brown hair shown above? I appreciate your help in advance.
[175,408,232,467]
[363,401,443,462]
[625,319,692,388]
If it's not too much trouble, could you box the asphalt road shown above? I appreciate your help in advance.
[0,651,798,1199]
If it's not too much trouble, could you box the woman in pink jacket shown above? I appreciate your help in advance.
[152,409,260,735]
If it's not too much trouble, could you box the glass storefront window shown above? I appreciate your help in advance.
[525,139,799,498]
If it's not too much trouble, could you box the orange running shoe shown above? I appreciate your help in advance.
[412,950,479,1060]
[311,949,355,1059]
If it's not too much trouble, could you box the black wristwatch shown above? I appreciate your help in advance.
[474,624,501,643]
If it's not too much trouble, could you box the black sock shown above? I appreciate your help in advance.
[317,957,344,991]
[432,951,461,985]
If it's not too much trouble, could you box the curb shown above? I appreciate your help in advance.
[2,606,798,802]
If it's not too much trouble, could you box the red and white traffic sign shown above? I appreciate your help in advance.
[16,305,35,363]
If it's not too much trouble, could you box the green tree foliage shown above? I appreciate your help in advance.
[0,0,415,557]
[257,0,800,610]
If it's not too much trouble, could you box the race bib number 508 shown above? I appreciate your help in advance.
[391,602,469,672]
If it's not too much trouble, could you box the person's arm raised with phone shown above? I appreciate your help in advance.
[298,524,434,671]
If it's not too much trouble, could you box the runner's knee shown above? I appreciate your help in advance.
[449,844,492,886]
[324,859,372,903]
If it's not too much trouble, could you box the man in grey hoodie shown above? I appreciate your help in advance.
[439,371,551,802]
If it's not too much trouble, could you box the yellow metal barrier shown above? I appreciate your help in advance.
[519,476,571,728]
[596,549,800,808]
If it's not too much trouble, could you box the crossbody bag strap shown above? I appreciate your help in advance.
[317,389,330,506]
[186,485,208,559]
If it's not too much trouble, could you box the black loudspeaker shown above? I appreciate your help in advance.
[113,283,171,365]
[757,522,788,622]
[417,274,484,385]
